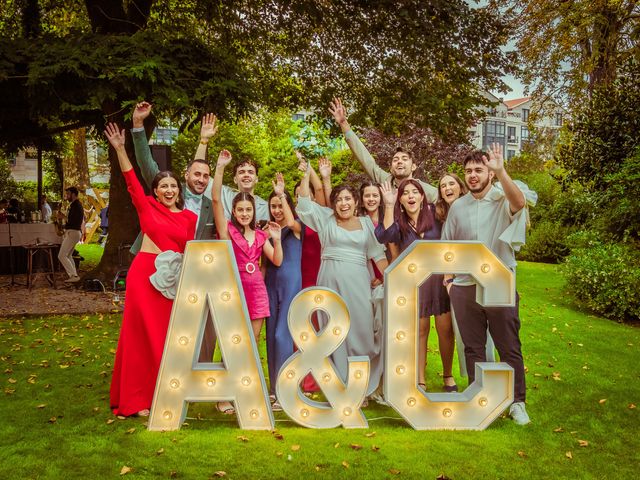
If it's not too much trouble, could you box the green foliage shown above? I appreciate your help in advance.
[518,220,574,264]
[563,231,640,322]
[0,156,19,199]
[557,59,640,189]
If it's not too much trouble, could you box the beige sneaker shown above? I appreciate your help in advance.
[64,276,80,283]
[509,402,531,425]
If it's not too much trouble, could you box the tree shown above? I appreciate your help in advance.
[0,1,514,278]
[498,0,640,106]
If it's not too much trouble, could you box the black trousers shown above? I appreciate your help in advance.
[449,284,526,402]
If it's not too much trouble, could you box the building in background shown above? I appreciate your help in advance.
[470,92,564,159]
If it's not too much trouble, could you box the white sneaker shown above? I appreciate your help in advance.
[64,276,80,283]
[369,392,388,406]
[509,402,531,425]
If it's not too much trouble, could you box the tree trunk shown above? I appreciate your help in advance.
[62,128,90,191]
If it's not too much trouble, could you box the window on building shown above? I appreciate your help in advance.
[482,120,506,150]
[521,126,530,143]
[555,113,563,126]
[507,150,516,160]
[522,108,529,122]
[507,126,517,143]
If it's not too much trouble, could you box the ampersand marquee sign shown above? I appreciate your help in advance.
[149,240,515,432]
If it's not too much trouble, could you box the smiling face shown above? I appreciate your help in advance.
[390,151,417,181]
[399,182,424,217]
[333,188,358,221]
[439,175,462,205]
[269,196,285,222]
[233,199,254,227]
[361,185,381,215]
[154,176,180,209]
[184,161,210,195]
[464,161,493,195]
[234,162,258,193]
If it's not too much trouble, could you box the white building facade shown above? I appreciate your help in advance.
[470,92,564,159]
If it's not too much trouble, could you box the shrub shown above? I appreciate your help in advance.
[518,220,575,263]
[562,231,640,322]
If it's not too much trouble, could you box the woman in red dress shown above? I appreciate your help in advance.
[105,124,197,417]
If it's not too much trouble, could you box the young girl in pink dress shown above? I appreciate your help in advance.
[212,150,283,340]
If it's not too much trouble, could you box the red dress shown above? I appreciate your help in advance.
[300,225,322,392]
[227,222,270,320]
[110,169,196,416]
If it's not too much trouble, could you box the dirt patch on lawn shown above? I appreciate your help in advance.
[0,272,121,317]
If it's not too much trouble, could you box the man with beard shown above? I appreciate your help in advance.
[328,98,438,203]
[441,144,530,425]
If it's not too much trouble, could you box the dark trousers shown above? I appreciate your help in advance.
[449,284,526,402]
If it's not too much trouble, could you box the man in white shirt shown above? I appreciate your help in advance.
[441,144,531,425]
[329,97,439,203]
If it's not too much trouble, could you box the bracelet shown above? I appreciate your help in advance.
[443,278,454,286]
[199,139,208,145]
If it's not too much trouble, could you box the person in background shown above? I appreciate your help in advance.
[0,199,8,224]
[99,203,109,236]
[40,195,52,223]
[7,198,22,223]
[57,187,84,283]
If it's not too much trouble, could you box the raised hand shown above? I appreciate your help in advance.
[132,102,152,128]
[380,181,397,207]
[484,142,505,173]
[104,123,126,151]
[200,113,218,142]
[267,221,282,241]
[328,97,347,126]
[217,149,232,168]
[296,151,309,174]
[272,172,285,197]
[318,157,332,178]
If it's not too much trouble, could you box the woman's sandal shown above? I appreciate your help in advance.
[216,402,235,415]
[136,409,150,417]
[443,375,458,392]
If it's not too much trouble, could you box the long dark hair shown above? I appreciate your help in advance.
[268,189,296,222]
[231,192,256,234]
[359,180,384,222]
[151,171,184,210]
[395,179,434,239]
[329,184,359,217]
[435,173,466,222]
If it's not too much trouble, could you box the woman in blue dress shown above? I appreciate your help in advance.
[265,173,302,409]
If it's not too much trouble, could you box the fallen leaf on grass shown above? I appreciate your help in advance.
[169,471,177,478]
[365,431,376,438]
[552,372,561,381]
[436,475,452,480]
[120,466,132,475]
[7,378,17,384]
[212,471,226,477]
[36,404,46,409]
[371,445,380,452]
[553,427,564,433]
[565,451,573,459]
[272,431,284,440]
[389,468,401,475]
[126,428,136,434]
[350,444,362,450]
[578,440,589,447]
[629,403,637,409]
[599,399,607,404]
[291,444,300,451]
[236,435,249,442]
[48,417,57,423]
[106,419,115,425]
[517,451,527,458]
[275,452,283,457]
[156,448,164,456]
[334,442,340,448]
[341,461,349,469]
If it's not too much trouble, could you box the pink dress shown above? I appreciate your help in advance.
[227,221,270,319]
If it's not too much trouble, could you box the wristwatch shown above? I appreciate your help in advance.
[443,277,454,286]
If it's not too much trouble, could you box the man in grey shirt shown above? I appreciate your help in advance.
[328,97,438,203]
[441,144,531,425]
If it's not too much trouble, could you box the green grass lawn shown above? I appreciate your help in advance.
[1,262,638,479]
